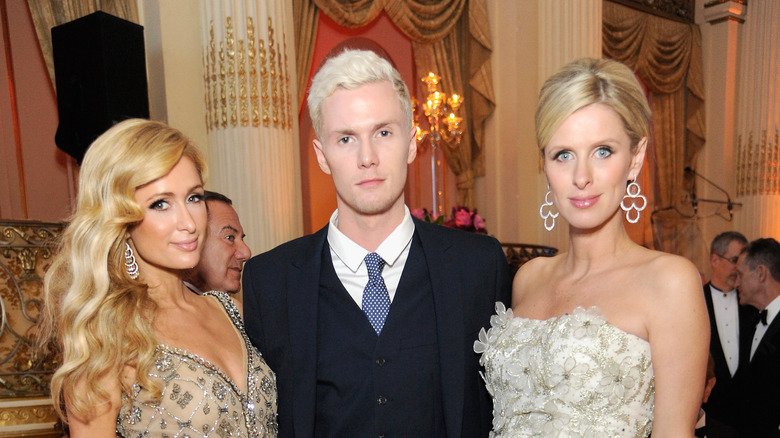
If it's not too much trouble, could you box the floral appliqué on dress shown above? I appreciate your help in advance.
[474,302,654,438]
[116,291,278,437]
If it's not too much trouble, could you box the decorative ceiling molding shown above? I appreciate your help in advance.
[606,0,695,23]
[703,0,747,25]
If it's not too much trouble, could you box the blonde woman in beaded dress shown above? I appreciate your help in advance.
[475,58,709,437]
[40,119,277,437]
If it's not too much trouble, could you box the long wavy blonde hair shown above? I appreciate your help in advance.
[39,119,207,421]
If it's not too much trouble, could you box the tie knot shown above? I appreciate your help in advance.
[365,253,385,280]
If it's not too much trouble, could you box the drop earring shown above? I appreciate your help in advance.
[621,180,647,223]
[125,242,139,280]
[539,188,558,231]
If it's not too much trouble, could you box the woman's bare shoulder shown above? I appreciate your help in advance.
[511,253,562,304]
[637,249,701,288]
[630,248,704,316]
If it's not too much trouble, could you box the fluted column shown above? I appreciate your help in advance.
[201,0,302,255]
[733,1,780,239]
[536,0,602,250]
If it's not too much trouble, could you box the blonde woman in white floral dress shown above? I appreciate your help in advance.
[475,58,709,437]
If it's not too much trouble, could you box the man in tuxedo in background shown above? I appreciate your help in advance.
[242,49,511,437]
[733,237,780,437]
[695,354,739,438]
[702,231,753,431]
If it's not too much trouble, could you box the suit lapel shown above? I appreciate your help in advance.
[288,226,328,437]
[414,219,464,437]
[737,302,758,371]
[704,284,730,380]
[753,313,780,363]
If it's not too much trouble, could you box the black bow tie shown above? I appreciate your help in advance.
[694,426,707,437]
[754,309,768,326]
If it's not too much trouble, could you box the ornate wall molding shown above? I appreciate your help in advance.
[0,397,58,435]
[607,0,695,23]
[703,0,747,24]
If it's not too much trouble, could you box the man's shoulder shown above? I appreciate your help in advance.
[247,226,327,267]
[414,218,501,250]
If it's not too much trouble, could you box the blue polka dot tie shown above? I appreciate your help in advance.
[362,252,390,334]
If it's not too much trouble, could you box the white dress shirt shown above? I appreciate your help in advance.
[751,295,780,359]
[710,284,740,376]
[326,207,415,307]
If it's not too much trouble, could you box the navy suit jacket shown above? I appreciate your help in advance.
[242,218,512,437]
[734,310,780,437]
[702,282,756,427]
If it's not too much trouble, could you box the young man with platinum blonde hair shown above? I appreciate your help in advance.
[242,49,511,437]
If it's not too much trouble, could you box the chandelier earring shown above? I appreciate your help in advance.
[124,241,139,280]
[620,179,647,224]
[539,188,559,231]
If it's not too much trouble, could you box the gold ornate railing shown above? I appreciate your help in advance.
[0,220,63,436]
[501,243,558,277]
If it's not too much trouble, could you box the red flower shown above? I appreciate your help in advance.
[414,205,487,233]
[473,213,485,231]
[454,208,472,227]
[411,208,426,220]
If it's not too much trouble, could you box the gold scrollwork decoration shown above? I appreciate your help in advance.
[226,17,238,127]
[203,13,293,132]
[0,221,63,399]
[737,128,780,196]
[248,17,260,127]
[0,403,58,426]
[1,223,59,282]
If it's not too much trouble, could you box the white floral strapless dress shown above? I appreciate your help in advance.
[474,303,654,438]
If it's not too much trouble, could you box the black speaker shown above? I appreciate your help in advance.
[52,11,149,164]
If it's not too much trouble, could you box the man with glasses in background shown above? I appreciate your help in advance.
[702,231,755,436]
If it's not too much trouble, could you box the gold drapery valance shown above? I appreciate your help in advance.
[603,0,705,209]
[294,0,495,207]
[26,0,139,91]
[313,0,465,42]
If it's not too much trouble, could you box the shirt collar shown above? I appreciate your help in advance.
[710,283,736,295]
[327,206,415,272]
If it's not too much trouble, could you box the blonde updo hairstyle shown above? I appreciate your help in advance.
[535,58,651,155]
[40,119,207,421]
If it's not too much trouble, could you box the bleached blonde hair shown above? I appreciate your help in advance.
[307,49,413,139]
[39,119,207,421]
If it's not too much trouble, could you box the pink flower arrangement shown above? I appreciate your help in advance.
[411,206,487,234]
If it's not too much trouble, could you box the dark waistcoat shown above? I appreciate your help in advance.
[315,235,445,437]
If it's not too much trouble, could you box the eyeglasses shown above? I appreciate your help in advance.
[715,253,740,265]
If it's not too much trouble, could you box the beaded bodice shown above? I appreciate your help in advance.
[475,303,654,438]
[116,291,277,438]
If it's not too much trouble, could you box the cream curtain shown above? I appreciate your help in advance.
[293,0,318,107]
[603,1,705,254]
[295,0,495,208]
[201,1,301,254]
[26,0,139,91]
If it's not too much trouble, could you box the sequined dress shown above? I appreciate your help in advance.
[117,291,278,437]
[474,303,654,438]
